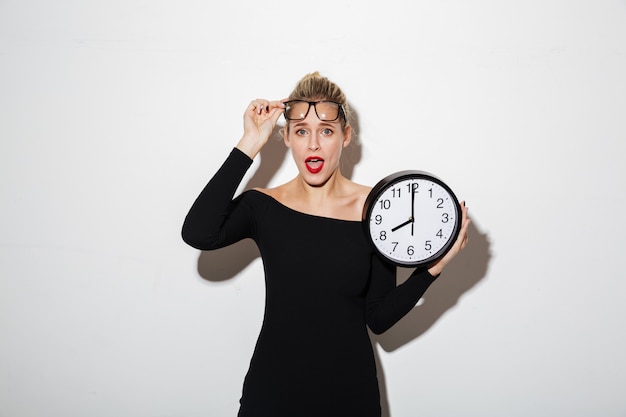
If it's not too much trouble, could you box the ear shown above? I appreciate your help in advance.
[283,125,291,148]
[342,125,352,148]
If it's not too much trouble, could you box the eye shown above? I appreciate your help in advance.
[321,128,333,136]
[295,128,308,136]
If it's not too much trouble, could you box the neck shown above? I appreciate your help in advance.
[292,170,348,201]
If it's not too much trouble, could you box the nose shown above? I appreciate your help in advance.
[308,135,320,151]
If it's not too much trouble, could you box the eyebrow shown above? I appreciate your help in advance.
[292,121,339,129]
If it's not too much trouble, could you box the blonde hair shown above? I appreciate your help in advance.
[287,72,351,129]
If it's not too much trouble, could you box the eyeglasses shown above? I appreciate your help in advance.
[284,100,346,122]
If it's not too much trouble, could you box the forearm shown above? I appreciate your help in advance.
[366,255,437,334]
[181,148,253,249]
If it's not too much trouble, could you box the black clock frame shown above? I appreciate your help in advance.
[362,170,462,267]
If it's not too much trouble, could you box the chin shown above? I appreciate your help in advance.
[305,173,333,188]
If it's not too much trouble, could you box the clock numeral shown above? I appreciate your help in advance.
[378,199,391,210]
[379,231,387,241]
[436,229,443,238]
[407,245,414,256]
[374,214,383,225]
[442,213,450,223]
[425,241,432,251]
[407,183,419,194]
[391,187,401,198]
[392,242,398,251]
[429,188,433,198]
[437,198,444,208]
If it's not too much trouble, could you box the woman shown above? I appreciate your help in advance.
[182,72,470,416]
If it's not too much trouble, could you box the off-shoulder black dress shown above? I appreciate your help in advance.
[182,148,437,417]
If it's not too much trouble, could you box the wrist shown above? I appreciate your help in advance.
[236,136,264,159]
[427,261,444,277]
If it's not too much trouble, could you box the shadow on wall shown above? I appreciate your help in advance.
[373,221,491,351]
[373,222,491,417]
[194,108,491,417]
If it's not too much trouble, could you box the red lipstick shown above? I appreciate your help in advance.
[305,156,324,174]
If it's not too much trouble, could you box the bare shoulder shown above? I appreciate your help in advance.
[340,181,372,220]
[255,180,371,221]
[348,182,372,207]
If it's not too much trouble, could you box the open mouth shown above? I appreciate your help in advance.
[305,156,324,174]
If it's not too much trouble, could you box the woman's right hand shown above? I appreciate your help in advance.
[236,99,285,159]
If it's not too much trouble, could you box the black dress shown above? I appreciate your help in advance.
[182,148,437,417]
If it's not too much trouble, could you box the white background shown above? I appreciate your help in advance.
[2,1,625,416]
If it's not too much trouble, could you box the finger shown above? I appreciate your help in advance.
[458,218,470,249]
[455,202,470,249]
[461,200,468,218]
[248,99,285,116]
[249,99,270,115]
[263,101,282,117]
[268,106,284,125]
[269,100,286,109]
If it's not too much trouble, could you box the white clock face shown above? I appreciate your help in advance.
[365,174,460,266]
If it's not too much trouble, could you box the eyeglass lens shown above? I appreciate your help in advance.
[285,101,341,122]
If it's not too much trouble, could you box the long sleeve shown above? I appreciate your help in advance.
[181,148,254,250]
[365,254,437,334]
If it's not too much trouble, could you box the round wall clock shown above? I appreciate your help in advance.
[362,170,462,267]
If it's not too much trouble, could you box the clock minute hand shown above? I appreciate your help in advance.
[391,216,414,232]
[411,185,416,236]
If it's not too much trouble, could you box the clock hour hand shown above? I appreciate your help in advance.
[391,216,414,232]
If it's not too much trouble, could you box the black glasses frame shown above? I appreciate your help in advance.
[284,100,346,122]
